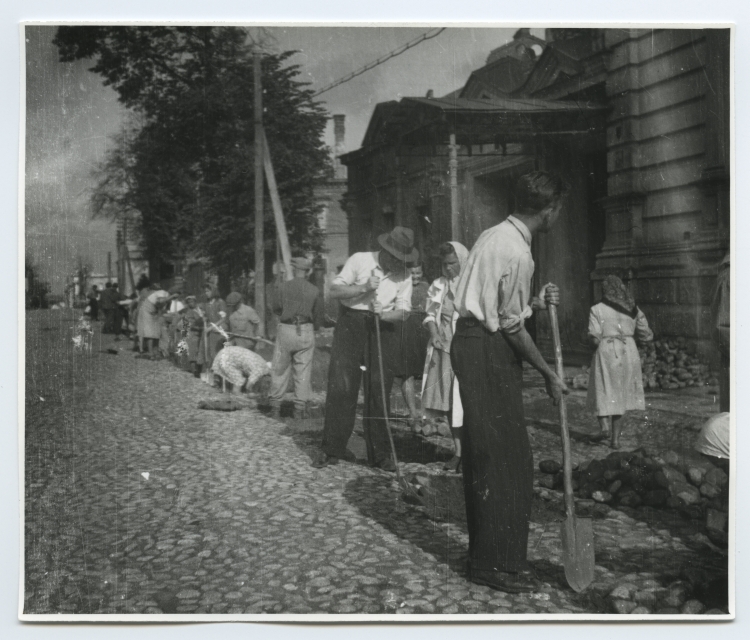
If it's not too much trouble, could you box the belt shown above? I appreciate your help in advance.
[456,316,482,328]
[339,305,371,316]
[280,317,312,325]
[281,315,313,335]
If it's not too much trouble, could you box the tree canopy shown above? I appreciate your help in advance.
[54,26,331,287]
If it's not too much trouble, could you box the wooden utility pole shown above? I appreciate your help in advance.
[261,129,293,281]
[449,133,460,242]
[254,51,266,337]
[107,251,112,282]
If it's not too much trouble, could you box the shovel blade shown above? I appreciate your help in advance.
[561,516,595,592]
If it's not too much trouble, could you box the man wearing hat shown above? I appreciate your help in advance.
[267,256,322,418]
[226,291,261,351]
[312,227,417,470]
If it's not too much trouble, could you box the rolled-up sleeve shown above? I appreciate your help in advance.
[333,255,359,286]
[497,258,533,334]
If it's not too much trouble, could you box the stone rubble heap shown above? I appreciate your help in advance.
[639,337,717,390]
[537,448,728,547]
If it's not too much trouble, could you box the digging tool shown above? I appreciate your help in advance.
[201,325,212,384]
[372,311,425,506]
[548,302,595,592]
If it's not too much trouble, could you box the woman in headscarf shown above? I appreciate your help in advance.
[137,283,176,358]
[421,241,470,471]
[587,274,654,449]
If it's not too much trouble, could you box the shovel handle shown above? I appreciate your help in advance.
[548,304,575,520]
[373,313,402,473]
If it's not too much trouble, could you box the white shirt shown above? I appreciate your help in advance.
[694,413,730,459]
[454,216,534,333]
[334,251,412,312]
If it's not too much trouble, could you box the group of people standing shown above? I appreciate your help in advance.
[311,170,668,594]
[120,257,324,417]
[82,167,726,597]
[85,282,130,338]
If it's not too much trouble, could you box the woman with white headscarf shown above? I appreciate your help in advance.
[421,241,469,471]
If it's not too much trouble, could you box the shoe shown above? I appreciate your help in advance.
[311,451,338,469]
[470,568,539,594]
[376,457,397,472]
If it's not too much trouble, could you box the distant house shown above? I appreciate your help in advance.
[314,114,350,316]
[341,28,730,363]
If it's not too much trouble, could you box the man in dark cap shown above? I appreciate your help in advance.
[226,291,261,351]
[267,257,322,418]
[312,227,417,470]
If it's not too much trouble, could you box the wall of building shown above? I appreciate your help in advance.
[596,28,730,358]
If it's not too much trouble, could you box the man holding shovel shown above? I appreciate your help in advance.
[451,171,569,594]
[311,227,417,471]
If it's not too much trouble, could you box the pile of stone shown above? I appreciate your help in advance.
[639,337,717,390]
[538,448,728,546]
[565,336,718,392]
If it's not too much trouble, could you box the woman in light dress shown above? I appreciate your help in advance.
[421,241,469,471]
[137,283,175,357]
[587,275,653,449]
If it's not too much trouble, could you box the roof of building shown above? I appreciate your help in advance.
[343,94,606,159]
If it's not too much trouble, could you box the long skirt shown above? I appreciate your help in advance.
[186,331,202,363]
[451,318,532,574]
[587,336,645,416]
[422,347,464,426]
[392,313,429,379]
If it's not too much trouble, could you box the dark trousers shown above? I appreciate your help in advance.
[103,308,115,333]
[112,308,123,336]
[321,308,396,463]
[451,318,533,573]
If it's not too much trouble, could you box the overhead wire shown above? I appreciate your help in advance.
[311,28,447,98]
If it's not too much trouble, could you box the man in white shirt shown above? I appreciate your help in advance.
[451,171,569,594]
[312,227,417,470]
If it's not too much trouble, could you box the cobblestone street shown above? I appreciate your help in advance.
[24,310,730,618]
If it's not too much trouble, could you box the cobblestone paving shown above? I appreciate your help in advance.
[24,311,728,616]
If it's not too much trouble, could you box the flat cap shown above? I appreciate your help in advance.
[226,292,242,306]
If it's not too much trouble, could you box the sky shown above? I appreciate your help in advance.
[24,25,544,294]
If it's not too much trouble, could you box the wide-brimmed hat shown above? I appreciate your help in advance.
[291,257,313,270]
[378,226,419,263]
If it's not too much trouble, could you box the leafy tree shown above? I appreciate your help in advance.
[56,26,331,288]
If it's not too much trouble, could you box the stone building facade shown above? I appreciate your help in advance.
[341,28,730,363]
